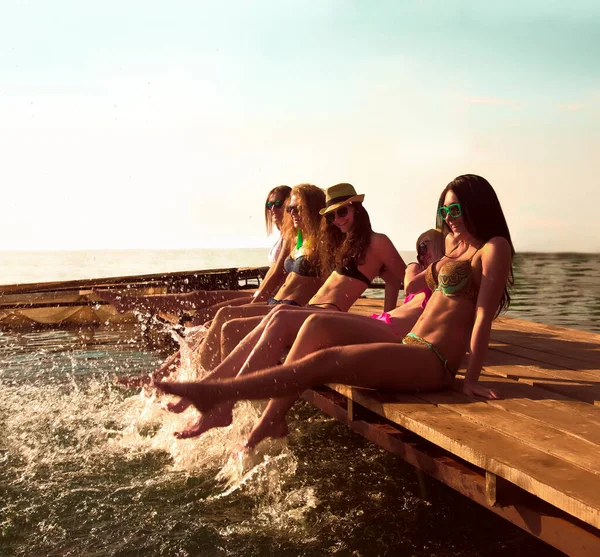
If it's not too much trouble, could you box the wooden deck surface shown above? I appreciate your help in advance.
[309,298,600,554]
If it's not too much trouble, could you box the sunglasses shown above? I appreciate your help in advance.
[325,205,350,223]
[266,199,285,210]
[417,241,428,256]
[286,205,300,215]
[438,203,462,220]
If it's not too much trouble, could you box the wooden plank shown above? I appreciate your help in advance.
[492,318,600,366]
[481,349,600,404]
[462,374,600,445]
[414,389,600,477]
[496,316,600,344]
[489,338,600,374]
[327,384,600,530]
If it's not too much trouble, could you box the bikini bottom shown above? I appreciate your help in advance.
[305,302,343,311]
[369,312,403,336]
[401,332,457,378]
[267,298,301,306]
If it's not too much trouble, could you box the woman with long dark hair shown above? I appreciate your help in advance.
[157,175,514,442]
[96,185,293,321]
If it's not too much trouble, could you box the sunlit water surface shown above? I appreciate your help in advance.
[2,250,597,556]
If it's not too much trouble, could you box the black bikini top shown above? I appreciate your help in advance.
[335,258,371,286]
[284,255,319,277]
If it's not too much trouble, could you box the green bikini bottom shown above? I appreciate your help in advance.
[401,333,458,378]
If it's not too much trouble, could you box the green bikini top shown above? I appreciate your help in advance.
[425,247,482,303]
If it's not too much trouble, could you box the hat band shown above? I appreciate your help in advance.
[325,194,354,208]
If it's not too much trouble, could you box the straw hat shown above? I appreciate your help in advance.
[319,183,365,215]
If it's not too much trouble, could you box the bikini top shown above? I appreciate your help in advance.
[284,255,319,277]
[335,258,371,286]
[425,247,482,303]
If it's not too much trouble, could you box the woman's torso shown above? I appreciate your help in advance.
[274,247,323,305]
[308,239,383,311]
[409,246,484,367]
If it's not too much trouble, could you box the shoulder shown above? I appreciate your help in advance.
[480,237,512,269]
[370,232,393,249]
[482,236,512,256]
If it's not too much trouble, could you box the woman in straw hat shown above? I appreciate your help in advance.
[156,174,514,445]
[159,183,410,438]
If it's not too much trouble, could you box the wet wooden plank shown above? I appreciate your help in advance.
[327,383,600,530]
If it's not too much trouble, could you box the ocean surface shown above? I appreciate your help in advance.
[1,249,599,557]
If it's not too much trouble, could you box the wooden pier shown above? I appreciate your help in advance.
[300,298,600,556]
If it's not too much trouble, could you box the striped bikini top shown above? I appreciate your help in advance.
[425,246,482,303]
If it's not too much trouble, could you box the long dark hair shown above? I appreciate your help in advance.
[264,185,292,235]
[319,202,373,274]
[279,184,326,269]
[436,174,515,316]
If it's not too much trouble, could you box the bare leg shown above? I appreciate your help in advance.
[170,305,321,437]
[220,316,265,361]
[245,312,409,447]
[191,294,257,325]
[197,304,272,371]
[157,342,450,414]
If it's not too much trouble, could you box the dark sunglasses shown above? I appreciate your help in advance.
[286,205,300,215]
[325,205,350,223]
[438,203,462,220]
[266,199,285,210]
[417,241,428,256]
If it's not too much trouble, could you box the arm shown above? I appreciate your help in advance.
[251,239,290,303]
[379,266,401,312]
[403,263,426,295]
[463,237,512,399]
[374,234,407,283]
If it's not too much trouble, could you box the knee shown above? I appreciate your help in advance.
[303,313,328,332]
[214,306,234,323]
[221,318,242,339]
[266,308,290,332]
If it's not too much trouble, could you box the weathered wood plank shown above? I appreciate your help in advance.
[481,349,600,404]
[328,384,600,530]
[414,389,600,476]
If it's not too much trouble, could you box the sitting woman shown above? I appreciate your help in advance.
[95,185,292,322]
[157,174,515,446]
[164,228,442,440]
[193,182,407,372]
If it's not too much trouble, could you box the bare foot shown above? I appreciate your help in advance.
[114,373,152,388]
[172,404,234,439]
[164,398,191,413]
[155,381,216,414]
[245,418,289,450]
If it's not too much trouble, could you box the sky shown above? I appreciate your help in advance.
[0,0,598,252]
